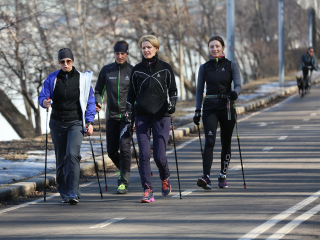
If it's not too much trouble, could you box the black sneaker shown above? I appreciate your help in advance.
[69,194,79,205]
[197,175,211,190]
[218,176,228,188]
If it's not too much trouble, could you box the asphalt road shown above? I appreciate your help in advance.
[0,84,319,240]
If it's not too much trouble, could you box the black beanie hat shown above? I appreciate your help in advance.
[58,48,74,62]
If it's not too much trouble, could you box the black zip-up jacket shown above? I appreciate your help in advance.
[95,61,133,120]
[127,58,177,117]
[196,57,241,111]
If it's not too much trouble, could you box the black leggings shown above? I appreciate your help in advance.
[202,108,235,176]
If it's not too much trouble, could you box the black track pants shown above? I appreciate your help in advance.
[49,119,83,199]
[202,108,235,176]
[106,119,132,186]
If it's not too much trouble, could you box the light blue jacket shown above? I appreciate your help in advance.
[38,69,96,131]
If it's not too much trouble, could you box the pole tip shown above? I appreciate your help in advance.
[244,184,246,189]
[105,187,108,191]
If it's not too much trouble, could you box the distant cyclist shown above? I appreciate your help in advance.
[300,47,318,92]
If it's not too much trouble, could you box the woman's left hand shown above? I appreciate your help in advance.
[85,125,93,136]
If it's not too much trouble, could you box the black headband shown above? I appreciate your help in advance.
[114,44,129,54]
[58,48,74,62]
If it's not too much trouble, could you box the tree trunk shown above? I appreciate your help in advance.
[0,89,35,138]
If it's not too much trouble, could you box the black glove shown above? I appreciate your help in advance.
[167,97,177,114]
[124,103,133,124]
[193,109,201,125]
[228,91,238,101]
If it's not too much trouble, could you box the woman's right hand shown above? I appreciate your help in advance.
[193,109,201,125]
[96,103,101,113]
[43,98,51,108]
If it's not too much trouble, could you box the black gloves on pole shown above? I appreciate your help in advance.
[193,109,201,125]
[167,97,177,114]
[228,91,238,101]
[125,103,133,124]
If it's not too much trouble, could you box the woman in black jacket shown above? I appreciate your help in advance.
[193,36,241,190]
[125,35,178,203]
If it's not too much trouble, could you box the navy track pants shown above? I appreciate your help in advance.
[135,115,170,190]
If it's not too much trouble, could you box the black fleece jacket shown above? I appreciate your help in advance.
[127,57,177,117]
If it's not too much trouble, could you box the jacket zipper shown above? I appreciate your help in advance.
[64,74,68,110]
[118,67,121,120]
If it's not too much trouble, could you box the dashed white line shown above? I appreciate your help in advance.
[172,189,195,197]
[90,218,125,229]
[263,147,273,151]
[266,204,320,240]
[293,126,300,129]
[238,190,320,240]
[310,113,317,116]
[303,119,310,121]
[278,136,287,140]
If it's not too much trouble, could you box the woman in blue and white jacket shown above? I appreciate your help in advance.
[38,48,96,205]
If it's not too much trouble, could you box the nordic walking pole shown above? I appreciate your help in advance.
[127,124,140,174]
[233,103,246,189]
[44,98,49,201]
[197,125,203,157]
[97,111,108,191]
[170,116,182,199]
[88,133,103,198]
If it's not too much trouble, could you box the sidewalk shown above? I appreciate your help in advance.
[1,72,319,201]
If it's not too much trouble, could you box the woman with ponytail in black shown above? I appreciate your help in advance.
[193,36,241,190]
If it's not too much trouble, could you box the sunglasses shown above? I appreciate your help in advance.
[59,59,72,64]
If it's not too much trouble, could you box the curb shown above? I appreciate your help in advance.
[1,79,319,201]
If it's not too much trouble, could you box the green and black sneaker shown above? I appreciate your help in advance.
[117,184,128,194]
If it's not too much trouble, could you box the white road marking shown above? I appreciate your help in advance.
[90,218,125,229]
[238,190,320,240]
[230,165,244,171]
[263,147,273,151]
[0,181,96,215]
[310,113,317,116]
[172,189,195,197]
[266,204,320,240]
[293,126,300,129]
[278,136,287,140]
[303,118,309,121]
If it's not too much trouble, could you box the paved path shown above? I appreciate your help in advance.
[0,84,319,239]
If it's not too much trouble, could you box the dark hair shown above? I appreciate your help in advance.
[208,36,225,47]
[115,40,129,46]
[307,47,314,51]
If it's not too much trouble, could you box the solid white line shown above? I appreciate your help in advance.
[303,119,310,121]
[172,189,195,197]
[278,136,287,140]
[90,218,125,229]
[0,181,96,215]
[310,113,317,116]
[238,190,320,240]
[266,204,320,240]
[293,126,300,129]
[263,147,273,151]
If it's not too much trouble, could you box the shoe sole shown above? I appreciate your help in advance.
[218,185,228,188]
[140,197,155,203]
[197,178,211,190]
[69,199,79,205]
[117,190,128,194]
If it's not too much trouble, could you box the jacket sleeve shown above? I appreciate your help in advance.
[85,86,96,123]
[231,62,242,95]
[166,64,178,101]
[300,54,306,69]
[38,74,51,108]
[127,68,137,106]
[94,67,107,105]
[195,64,205,110]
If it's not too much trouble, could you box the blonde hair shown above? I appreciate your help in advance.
[138,35,160,51]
